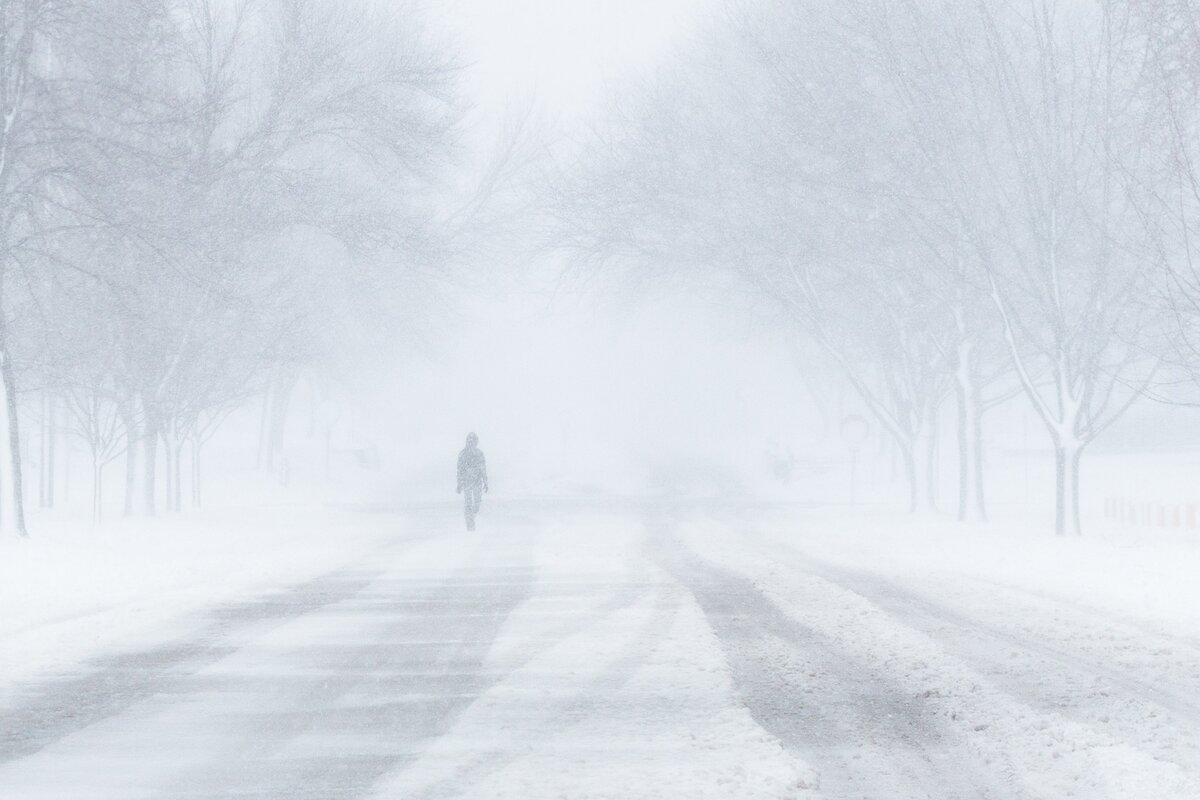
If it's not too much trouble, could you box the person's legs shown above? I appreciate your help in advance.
[464,486,478,530]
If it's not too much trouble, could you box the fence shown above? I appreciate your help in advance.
[1104,497,1199,529]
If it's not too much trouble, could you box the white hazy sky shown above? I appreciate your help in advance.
[439,0,719,118]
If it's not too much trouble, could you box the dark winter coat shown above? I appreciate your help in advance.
[457,446,488,491]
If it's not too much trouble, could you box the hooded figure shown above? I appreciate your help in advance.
[456,432,488,530]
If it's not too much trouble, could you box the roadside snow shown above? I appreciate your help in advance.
[680,506,1200,800]
[754,506,1200,640]
[0,505,423,699]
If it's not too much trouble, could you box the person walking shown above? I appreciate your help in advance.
[456,432,488,530]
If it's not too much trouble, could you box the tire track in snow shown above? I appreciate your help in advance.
[159,536,539,800]
[391,586,682,800]
[733,515,1200,724]
[163,525,667,800]
[726,517,1200,789]
[0,566,389,765]
[651,528,1004,800]
[367,527,671,798]
[787,557,1200,778]
[0,522,447,765]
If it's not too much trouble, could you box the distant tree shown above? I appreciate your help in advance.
[949,1,1159,535]
[0,0,466,530]
[62,376,125,524]
[1127,0,1200,404]
[51,0,464,515]
[0,0,81,536]
[556,0,1162,533]
[554,2,959,511]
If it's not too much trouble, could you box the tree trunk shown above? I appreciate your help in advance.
[1054,442,1084,536]
[925,404,940,512]
[63,439,70,505]
[92,457,102,524]
[1069,444,1083,536]
[266,367,299,472]
[191,439,202,508]
[955,376,973,522]
[972,403,987,522]
[173,438,183,512]
[902,441,918,512]
[953,343,986,522]
[256,383,271,469]
[887,423,935,514]
[162,433,174,513]
[0,332,27,537]
[143,410,158,516]
[121,403,138,517]
[38,390,47,508]
[45,393,55,509]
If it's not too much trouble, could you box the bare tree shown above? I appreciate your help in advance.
[44,0,464,514]
[554,1,959,511]
[554,0,1163,533]
[0,0,77,536]
[0,0,472,535]
[949,1,1159,535]
[1124,1,1200,405]
[63,379,125,523]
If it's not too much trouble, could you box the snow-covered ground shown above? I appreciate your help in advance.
[0,505,414,698]
[678,506,1200,799]
[2,499,1198,798]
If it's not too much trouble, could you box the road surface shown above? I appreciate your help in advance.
[1,501,1197,799]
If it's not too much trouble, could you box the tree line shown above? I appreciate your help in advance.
[554,0,1200,535]
[1,0,464,532]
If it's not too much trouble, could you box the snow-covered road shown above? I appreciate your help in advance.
[1,502,1197,799]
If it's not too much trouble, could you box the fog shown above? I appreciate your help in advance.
[2,2,1200,798]
[367,281,818,498]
